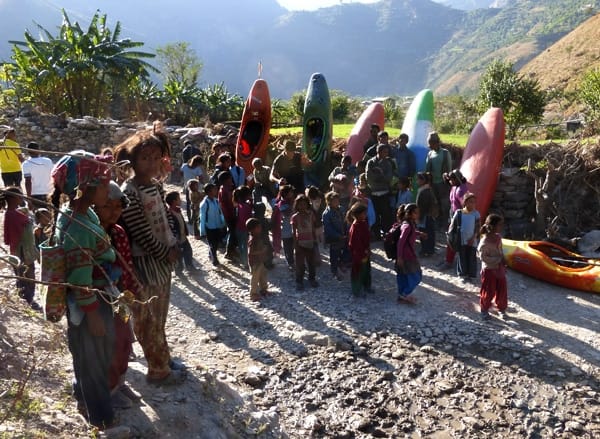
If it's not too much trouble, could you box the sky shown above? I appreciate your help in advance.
[276,0,379,11]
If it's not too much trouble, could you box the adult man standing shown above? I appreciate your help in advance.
[425,131,452,227]
[392,133,416,180]
[363,130,390,161]
[0,128,24,187]
[270,140,311,193]
[363,123,380,155]
[22,142,53,207]
[365,144,397,239]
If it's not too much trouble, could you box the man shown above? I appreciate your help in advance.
[363,123,380,155]
[365,143,397,239]
[364,130,391,161]
[392,133,416,180]
[0,128,24,186]
[425,131,452,227]
[181,140,201,164]
[22,142,53,207]
[270,140,311,193]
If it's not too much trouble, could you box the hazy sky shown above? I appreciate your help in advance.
[277,0,379,11]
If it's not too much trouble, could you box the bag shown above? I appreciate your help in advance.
[38,238,67,322]
[446,210,462,251]
[383,222,403,260]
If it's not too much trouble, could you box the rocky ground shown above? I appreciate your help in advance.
[1,205,599,438]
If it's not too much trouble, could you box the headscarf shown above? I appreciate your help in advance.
[51,150,112,199]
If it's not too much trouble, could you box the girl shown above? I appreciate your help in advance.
[441,169,468,269]
[233,185,253,268]
[51,152,115,428]
[2,187,40,310]
[478,214,507,320]
[306,186,325,266]
[347,202,371,297]
[415,172,437,257]
[93,180,140,408]
[456,192,481,280]
[218,170,237,261]
[271,185,295,270]
[187,179,203,239]
[396,203,424,304]
[291,194,318,290]
[113,126,185,386]
[395,176,413,209]
[33,207,52,248]
[322,191,348,281]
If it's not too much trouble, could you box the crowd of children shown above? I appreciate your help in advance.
[0,129,509,434]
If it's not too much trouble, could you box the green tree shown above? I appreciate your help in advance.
[289,91,306,122]
[436,95,479,134]
[199,82,243,123]
[271,98,295,126]
[477,60,547,140]
[579,67,600,127]
[4,10,157,117]
[155,42,203,88]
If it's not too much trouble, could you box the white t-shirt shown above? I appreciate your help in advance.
[22,156,54,196]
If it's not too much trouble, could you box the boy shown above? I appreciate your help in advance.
[166,191,197,272]
[200,183,226,266]
[187,179,203,239]
[246,217,270,301]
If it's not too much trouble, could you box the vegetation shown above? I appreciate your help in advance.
[4,10,156,117]
[156,42,203,89]
[477,60,547,140]
[579,67,600,129]
[435,95,479,135]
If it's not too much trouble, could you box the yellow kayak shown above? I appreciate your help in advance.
[502,239,600,293]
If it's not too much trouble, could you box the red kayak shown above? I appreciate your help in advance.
[236,79,272,175]
[460,107,505,220]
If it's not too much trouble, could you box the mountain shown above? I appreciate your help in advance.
[0,0,596,99]
[520,13,600,93]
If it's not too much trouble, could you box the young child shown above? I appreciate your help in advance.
[200,183,226,267]
[114,127,186,386]
[455,192,480,280]
[246,217,270,302]
[291,194,318,290]
[2,187,41,310]
[187,179,203,239]
[233,185,253,268]
[33,207,52,248]
[218,170,237,261]
[478,214,507,320]
[396,203,424,304]
[166,191,197,273]
[415,172,437,257]
[322,191,348,281]
[347,202,371,297]
[395,176,413,209]
[306,185,325,266]
[180,155,204,221]
[271,185,295,270]
[441,169,469,269]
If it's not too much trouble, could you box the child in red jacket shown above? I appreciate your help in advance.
[347,202,371,297]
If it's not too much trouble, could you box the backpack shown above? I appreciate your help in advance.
[446,210,462,251]
[383,221,403,260]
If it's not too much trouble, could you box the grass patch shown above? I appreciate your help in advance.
[272,124,401,139]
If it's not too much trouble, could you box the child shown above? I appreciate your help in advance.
[166,191,197,273]
[2,187,41,310]
[33,207,52,248]
[114,127,186,386]
[180,155,204,221]
[415,172,437,257]
[291,194,318,290]
[395,176,413,209]
[440,169,469,269]
[322,191,348,281]
[93,181,140,408]
[478,214,507,320]
[455,192,480,280]
[271,185,295,270]
[396,203,424,304]
[200,183,226,266]
[246,217,270,302]
[347,202,371,296]
[252,201,274,269]
[187,179,203,239]
[218,170,237,261]
[233,186,253,268]
[306,186,325,266]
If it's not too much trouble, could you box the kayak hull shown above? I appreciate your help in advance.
[346,102,385,164]
[502,239,600,293]
[460,107,505,220]
[302,72,332,189]
[236,79,272,176]
[402,89,434,174]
